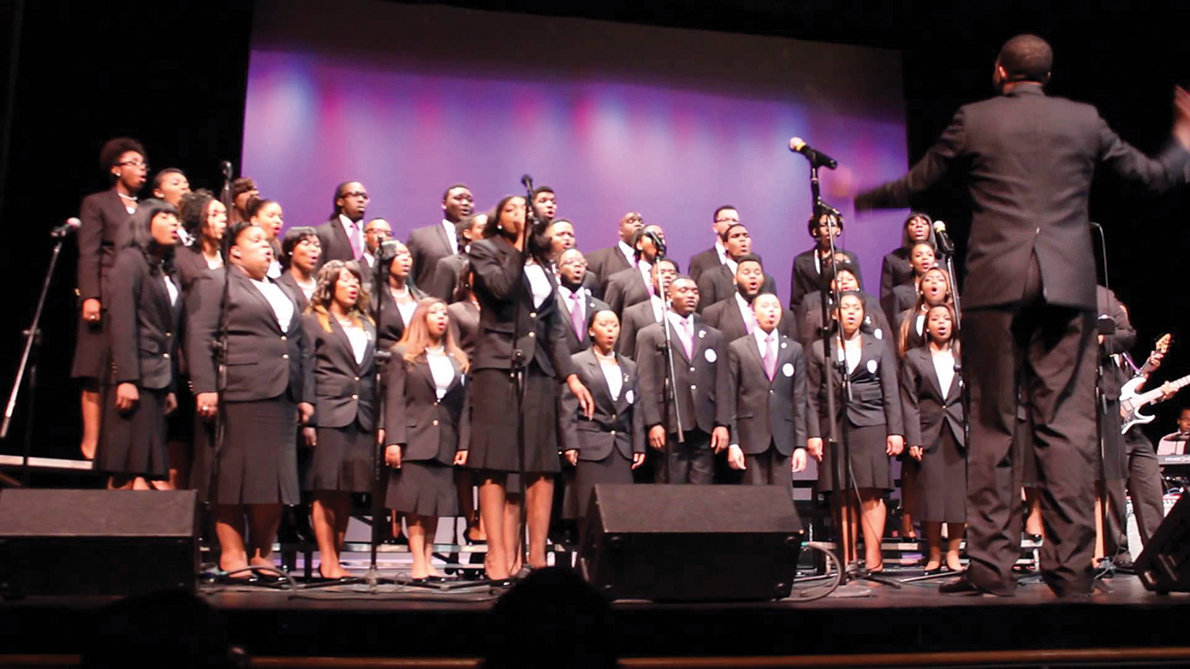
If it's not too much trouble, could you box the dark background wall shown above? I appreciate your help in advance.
[2,0,1188,458]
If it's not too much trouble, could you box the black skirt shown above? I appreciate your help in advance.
[574,449,633,520]
[467,367,561,475]
[915,426,967,523]
[209,397,299,505]
[95,385,169,479]
[71,311,111,381]
[817,422,893,493]
[304,423,375,493]
[387,459,458,516]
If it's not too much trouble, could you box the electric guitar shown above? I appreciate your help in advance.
[1119,334,1183,433]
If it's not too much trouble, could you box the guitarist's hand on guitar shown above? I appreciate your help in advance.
[1160,381,1178,402]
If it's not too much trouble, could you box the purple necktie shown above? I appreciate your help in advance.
[764,335,777,381]
[349,221,363,259]
[570,293,585,340]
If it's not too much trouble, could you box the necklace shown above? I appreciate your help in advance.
[118,192,137,201]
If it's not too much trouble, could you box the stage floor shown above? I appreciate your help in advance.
[3,568,1187,663]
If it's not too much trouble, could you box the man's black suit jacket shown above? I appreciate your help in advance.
[857,83,1189,311]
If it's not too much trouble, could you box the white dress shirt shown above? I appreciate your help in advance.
[341,320,369,365]
[164,275,179,306]
[248,276,295,331]
[426,346,457,399]
[442,219,459,255]
[600,358,623,400]
[932,347,956,395]
[735,293,758,335]
[525,262,551,309]
[617,241,636,269]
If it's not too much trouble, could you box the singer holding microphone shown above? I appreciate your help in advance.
[856,34,1190,597]
[188,220,315,580]
[74,137,147,460]
[467,194,594,585]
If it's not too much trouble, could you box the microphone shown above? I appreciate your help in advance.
[933,220,955,255]
[377,239,404,262]
[220,160,233,180]
[643,229,667,257]
[789,137,838,170]
[51,217,82,238]
[521,174,534,190]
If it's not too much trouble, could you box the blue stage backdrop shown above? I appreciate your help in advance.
[243,0,910,297]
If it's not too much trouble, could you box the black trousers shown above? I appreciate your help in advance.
[660,428,714,485]
[963,257,1098,596]
[1105,429,1167,553]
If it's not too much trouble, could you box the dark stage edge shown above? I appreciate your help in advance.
[1,574,1187,661]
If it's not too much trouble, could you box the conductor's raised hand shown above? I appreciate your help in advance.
[1174,86,1190,151]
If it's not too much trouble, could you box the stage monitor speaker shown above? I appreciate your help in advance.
[0,489,199,598]
[579,484,802,602]
[1135,494,1190,594]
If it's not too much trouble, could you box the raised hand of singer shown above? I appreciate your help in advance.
[114,383,139,411]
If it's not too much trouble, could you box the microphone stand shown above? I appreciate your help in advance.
[1,229,69,485]
[936,229,970,448]
[806,166,898,589]
[364,250,393,589]
[1090,222,1119,582]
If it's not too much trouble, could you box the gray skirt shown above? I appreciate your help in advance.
[96,385,169,479]
[387,459,458,517]
[467,367,561,475]
[817,422,893,493]
[915,425,967,523]
[304,423,375,493]
[209,398,299,505]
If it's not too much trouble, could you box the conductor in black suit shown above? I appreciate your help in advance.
[857,34,1190,597]
[314,181,369,265]
[724,294,808,487]
[636,276,730,484]
[408,184,474,289]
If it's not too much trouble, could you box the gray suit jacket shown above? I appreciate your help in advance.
[701,295,796,344]
[900,346,964,450]
[315,217,357,266]
[468,236,576,380]
[407,222,456,291]
[726,333,808,456]
[383,348,469,464]
[857,83,1189,310]
[77,189,134,301]
[806,332,903,438]
[695,264,777,314]
[688,246,721,285]
[636,317,729,436]
[428,252,467,302]
[586,245,633,292]
[617,299,659,360]
[604,264,651,317]
[374,282,428,351]
[556,287,610,355]
[186,268,314,403]
[560,349,645,461]
[302,314,377,431]
[108,248,183,391]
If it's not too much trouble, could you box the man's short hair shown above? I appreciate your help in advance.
[998,34,1053,84]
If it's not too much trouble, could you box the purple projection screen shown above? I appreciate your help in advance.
[243,0,910,297]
